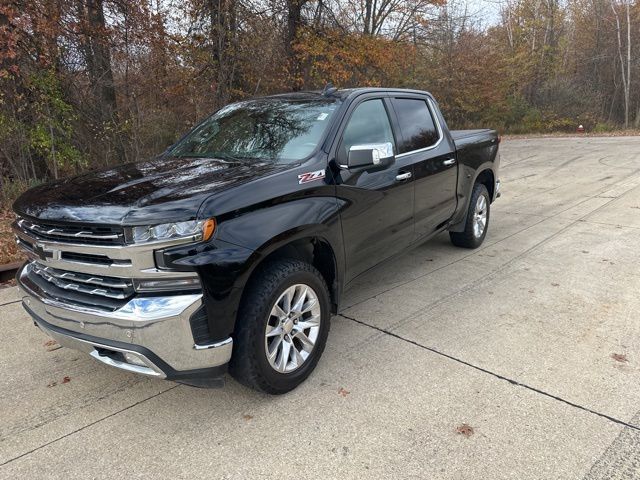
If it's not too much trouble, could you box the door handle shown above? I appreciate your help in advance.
[396,172,412,181]
[443,158,457,166]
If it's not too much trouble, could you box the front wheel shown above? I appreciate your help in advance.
[229,259,331,394]
[449,183,491,249]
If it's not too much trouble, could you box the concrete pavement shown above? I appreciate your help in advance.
[1,136,640,479]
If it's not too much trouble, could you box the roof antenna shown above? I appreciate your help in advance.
[322,83,338,96]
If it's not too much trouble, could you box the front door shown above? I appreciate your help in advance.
[331,96,415,282]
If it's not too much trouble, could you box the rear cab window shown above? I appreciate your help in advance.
[391,98,441,154]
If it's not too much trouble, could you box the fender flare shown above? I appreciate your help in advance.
[449,164,496,233]
[230,224,343,308]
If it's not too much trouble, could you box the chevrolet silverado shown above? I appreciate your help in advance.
[13,87,501,394]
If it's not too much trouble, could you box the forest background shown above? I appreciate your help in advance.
[0,0,638,263]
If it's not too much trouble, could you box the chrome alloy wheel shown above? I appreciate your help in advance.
[264,284,321,373]
[473,194,488,238]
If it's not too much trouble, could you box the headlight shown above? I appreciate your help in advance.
[127,219,215,244]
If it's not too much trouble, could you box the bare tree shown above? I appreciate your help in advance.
[610,0,631,128]
[78,0,118,125]
[208,0,238,107]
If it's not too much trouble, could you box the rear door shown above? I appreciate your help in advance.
[331,95,415,282]
[389,96,457,238]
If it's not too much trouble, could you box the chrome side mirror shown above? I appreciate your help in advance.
[347,142,394,169]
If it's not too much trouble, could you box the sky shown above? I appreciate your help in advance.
[467,0,503,26]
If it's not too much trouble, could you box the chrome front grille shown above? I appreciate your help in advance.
[23,262,134,311]
[31,263,134,300]
[16,217,124,246]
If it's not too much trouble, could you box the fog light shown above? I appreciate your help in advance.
[123,352,147,367]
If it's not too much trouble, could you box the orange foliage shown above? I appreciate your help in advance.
[294,28,419,89]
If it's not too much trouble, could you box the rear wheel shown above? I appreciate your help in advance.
[449,183,490,249]
[229,259,331,394]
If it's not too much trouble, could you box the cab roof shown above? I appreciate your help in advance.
[262,87,434,103]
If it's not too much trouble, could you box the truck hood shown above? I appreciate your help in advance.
[13,156,286,225]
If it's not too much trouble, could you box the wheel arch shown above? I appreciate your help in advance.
[449,165,496,233]
[475,168,496,202]
[240,232,341,316]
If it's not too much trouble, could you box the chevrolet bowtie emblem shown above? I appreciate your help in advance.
[34,243,61,262]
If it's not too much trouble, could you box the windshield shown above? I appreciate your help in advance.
[167,98,339,163]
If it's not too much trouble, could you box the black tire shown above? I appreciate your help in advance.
[449,183,490,249]
[229,259,331,394]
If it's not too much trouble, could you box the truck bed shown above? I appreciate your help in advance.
[450,129,498,151]
[450,129,494,142]
[449,129,500,201]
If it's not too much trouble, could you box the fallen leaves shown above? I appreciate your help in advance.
[0,208,25,266]
[338,387,350,397]
[0,278,16,289]
[611,353,628,363]
[46,376,71,388]
[43,340,61,352]
[456,424,475,438]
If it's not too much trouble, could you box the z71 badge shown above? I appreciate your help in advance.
[298,169,326,185]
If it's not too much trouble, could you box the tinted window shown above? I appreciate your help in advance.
[167,99,339,163]
[392,98,439,153]
[338,99,395,163]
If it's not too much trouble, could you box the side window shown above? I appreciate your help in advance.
[391,98,440,153]
[338,99,395,164]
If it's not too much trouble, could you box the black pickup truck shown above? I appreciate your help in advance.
[13,88,500,394]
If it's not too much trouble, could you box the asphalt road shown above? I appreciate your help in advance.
[2,137,640,479]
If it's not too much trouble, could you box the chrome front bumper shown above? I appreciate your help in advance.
[17,264,233,380]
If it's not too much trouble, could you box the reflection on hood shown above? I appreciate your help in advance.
[13,156,287,225]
